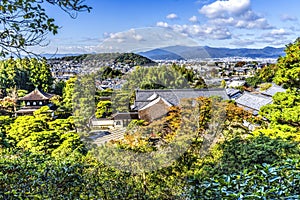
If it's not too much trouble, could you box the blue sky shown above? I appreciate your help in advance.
[33,0,300,54]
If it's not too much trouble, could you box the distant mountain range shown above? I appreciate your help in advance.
[138,46,285,60]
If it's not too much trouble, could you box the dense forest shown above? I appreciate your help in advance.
[0,39,300,199]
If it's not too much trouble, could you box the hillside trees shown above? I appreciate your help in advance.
[122,64,206,91]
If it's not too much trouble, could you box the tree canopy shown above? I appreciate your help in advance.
[0,0,91,57]
[273,38,300,88]
[0,58,53,93]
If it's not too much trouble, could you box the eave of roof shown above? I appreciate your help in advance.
[19,88,54,101]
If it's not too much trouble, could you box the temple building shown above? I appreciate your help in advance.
[132,88,229,122]
[16,88,54,115]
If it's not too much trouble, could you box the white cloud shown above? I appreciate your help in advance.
[96,27,198,53]
[189,16,199,23]
[166,13,178,20]
[211,16,272,29]
[199,1,272,30]
[230,39,255,46]
[156,21,169,28]
[235,18,272,29]
[199,0,251,18]
[281,14,298,22]
[270,28,289,35]
[257,36,290,47]
[132,34,143,41]
[106,29,144,43]
[289,26,300,32]
[158,23,232,40]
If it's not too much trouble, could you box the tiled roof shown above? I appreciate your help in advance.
[134,88,229,110]
[261,84,286,97]
[19,88,54,101]
[235,92,272,111]
[140,96,172,111]
[226,88,242,99]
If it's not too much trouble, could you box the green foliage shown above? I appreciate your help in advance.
[127,119,146,130]
[72,74,96,131]
[98,66,122,79]
[123,65,206,91]
[0,150,90,199]
[57,52,155,66]
[0,96,16,114]
[187,159,300,199]
[245,75,262,87]
[0,0,91,57]
[114,53,155,66]
[273,38,300,88]
[0,116,13,147]
[62,77,77,112]
[245,64,278,87]
[1,38,300,199]
[96,88,113,97]
[7,115,49,144]
[220,79,226,88]
[258,64,279,83]
[6,106,85,156]
[216,135,300,174]
[0,58,53,92]
[259,83,272,91]
[52,80,66,96]
[260,88,300,128]
[95,100,112,118]
[17,89,28,98]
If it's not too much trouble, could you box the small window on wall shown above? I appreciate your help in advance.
[26,102,30,106]
[33,102,36,106]
[116,121,121,125]
[39,101,43,105]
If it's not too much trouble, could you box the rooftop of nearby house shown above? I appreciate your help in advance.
[19,88,54,101]
[235,92,273,112]
[133,88,229,111]
[261,84,286,97]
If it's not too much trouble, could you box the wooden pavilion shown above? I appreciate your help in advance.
[16,88,54,115]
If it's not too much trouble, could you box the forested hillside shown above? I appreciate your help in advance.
[53,52,156,66]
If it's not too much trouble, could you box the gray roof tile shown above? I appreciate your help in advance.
[134,88,229,110]
[235,92,272,111]
[261,84,286,97]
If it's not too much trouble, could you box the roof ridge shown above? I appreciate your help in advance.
[136,88,226,92]
[19,88,53,101]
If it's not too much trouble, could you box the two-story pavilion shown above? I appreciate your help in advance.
[16,88,54,115]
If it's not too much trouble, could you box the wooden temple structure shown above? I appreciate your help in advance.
[16,88,54,115]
